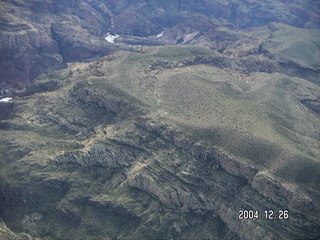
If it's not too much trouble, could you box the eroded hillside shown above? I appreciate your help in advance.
[0,0,319,89]
[1,43,320,239]
[1,0,320,239]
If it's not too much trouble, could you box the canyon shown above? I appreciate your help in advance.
[0,0,320,239]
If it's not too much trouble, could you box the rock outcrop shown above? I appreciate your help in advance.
[1,0,319,89]
[0,36,319,239]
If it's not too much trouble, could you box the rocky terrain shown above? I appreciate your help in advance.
[0,0,320,240]
[1,41,320,239]
[0,0,319,90]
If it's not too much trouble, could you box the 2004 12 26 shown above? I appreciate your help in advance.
[238,210,289,220]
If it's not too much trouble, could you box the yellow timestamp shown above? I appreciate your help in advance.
[238,210,289,220]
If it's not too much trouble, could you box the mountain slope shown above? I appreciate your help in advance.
[0,44,319,239]
[0,0,319,89]
[1,1,320,239]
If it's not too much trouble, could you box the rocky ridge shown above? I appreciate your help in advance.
[1,0,319,90]
[0,1,320,239]
[1,44,319,238]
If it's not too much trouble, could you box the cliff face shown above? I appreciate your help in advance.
[0,0,111,89]
[0,43,319,239]
[1,1,320,239]
[0,0,319,89]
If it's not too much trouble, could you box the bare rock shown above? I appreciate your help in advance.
[252,172,319,220]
